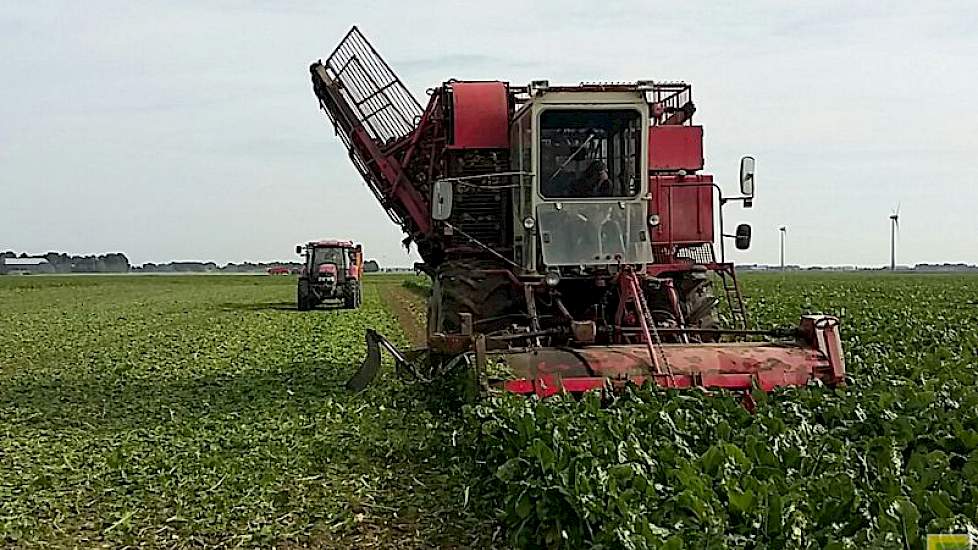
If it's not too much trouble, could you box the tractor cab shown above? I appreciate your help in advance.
[508,82,754,275]
[511,86,653,271]
[295,240,363,310]
[298,241,360,280]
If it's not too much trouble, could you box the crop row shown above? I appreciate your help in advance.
[468,274,978,548]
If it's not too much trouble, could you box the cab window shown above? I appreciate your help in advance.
[539,109,641,199]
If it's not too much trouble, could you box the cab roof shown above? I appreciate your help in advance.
[307,240,358,248]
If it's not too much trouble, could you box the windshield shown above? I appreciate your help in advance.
[537,202,653,266]
[539,109,642,199]
[311,247,346,268]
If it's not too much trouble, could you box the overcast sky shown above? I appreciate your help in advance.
[2,1,976,267]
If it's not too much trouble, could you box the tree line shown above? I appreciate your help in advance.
[1,251,384,274]
[1,251,130,273]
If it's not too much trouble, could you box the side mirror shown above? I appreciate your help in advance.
[735,224,752,250]
[432,180,454,221]
[295,245,303,255]
[739,156,756,197]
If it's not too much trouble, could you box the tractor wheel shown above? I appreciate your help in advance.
[345,284,361,309]
[678,270,720,342]
[430,259,520,335]
[297,280,312,311]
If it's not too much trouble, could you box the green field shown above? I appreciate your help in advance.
[0,275,493,548]
[1,273,977,548]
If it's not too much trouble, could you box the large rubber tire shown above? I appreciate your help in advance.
[344,283,361,309]
[297,280,312,311]
[678,270,720,341]
[429,259,520,335]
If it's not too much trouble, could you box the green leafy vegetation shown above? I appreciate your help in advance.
[473,273,978,548]
[0,275,493,547]
[4,272,977,548]
[400,274,432,298]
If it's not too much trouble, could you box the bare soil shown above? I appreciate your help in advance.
[374,279,427,346]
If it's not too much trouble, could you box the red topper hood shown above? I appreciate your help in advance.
[318,263,338,275]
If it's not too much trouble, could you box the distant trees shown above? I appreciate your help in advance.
[132,261,303,273]
[1,251,131,273]
[1,250,408,274]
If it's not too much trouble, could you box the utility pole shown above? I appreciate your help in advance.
[889,205,900,271]
[779,226,786,271]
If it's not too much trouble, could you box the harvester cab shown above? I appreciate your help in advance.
[296,240,363,311]
[310,27,845,400]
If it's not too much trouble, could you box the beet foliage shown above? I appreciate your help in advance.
[470,273,978,548]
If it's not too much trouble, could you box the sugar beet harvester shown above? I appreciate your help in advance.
[311,27,845,399]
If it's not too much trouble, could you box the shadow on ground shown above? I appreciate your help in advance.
[217,301,299,312]
[0,361,351,433]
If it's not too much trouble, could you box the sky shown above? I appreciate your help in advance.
[1,0,976,267]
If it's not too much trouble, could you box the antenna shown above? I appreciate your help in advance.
[889,203,900,271]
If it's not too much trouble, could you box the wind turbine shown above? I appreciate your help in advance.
[889,204,900,271]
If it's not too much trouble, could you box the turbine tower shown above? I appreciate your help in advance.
[889,205,900,271]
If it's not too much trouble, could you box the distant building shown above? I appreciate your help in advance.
[0,257,55,275]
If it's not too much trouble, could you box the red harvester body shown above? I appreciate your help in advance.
[310,27,845,398]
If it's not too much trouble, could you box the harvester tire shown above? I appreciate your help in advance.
[297,280,312,311]
[430,260,519,335]
[679,271,720,342]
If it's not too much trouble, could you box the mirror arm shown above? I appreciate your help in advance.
[723,195,753,203]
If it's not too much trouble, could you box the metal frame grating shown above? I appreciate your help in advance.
[324,27,423,144]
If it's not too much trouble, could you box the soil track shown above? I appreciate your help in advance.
[372,277,427,345]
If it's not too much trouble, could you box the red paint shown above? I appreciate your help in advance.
[449,82,510,149]
[651,175,714,245]
[350,127,432,234]
[318,264,338,275]
[491,315,845,398]
[649,126,704,171]
[613,267,664,372]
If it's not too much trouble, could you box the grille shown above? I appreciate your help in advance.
[448,151,511,249]
[654,243,716,264]
[675,243,716,264]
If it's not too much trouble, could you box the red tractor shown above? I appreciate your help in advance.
[295,240,363,311]
[311,28,844,399]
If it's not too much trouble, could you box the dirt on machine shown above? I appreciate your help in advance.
[295,240,363,311]
[309,27,845,401]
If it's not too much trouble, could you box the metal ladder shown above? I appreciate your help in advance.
[718,269,748,330]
